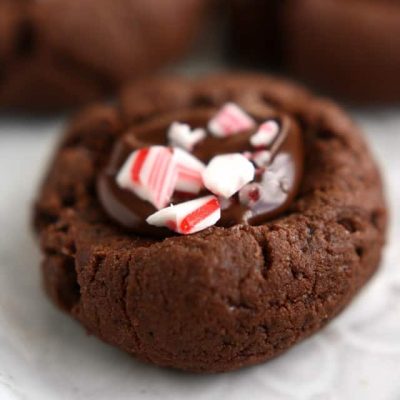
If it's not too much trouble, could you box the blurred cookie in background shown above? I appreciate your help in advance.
[228,0,400,104]
[0,0,208,112]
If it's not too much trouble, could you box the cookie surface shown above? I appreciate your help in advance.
[228,0,400,103]
[34,73,387,372]
[0,0,206,111]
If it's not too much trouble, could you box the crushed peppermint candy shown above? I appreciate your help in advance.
[173,148,206,194]
[146,195,221,234]
[208,103,256,137]
[117,146,178,210]
[252,150,272,168]
[250,120,280,148]
[202,153,255,198]
[111,102,294,235]
[168,122,206,151]
[117,146,206,209]
[239,153,294,210]
[242,151,253,160]
[239,183,263,207]
[263,153,294,195]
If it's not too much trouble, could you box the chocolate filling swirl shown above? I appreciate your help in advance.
[98,102,304,237]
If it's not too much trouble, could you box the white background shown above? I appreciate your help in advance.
[0,47,399,399]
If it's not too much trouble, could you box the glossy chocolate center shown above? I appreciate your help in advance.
[98,102,304,237]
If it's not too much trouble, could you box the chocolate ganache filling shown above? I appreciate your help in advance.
[98,101,304,237]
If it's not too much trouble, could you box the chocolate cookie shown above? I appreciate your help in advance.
[0,0,207,111]
[34,73,387,372]
[228,0,400,103]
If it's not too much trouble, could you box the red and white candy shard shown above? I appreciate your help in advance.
[116,146,178,210]
[146,195,221,235]
[173,148,206,194]
[202,153,255,198]
[239,183,263,207]
[168,122,206,151]
[250,120,280,148]
[208,103,256,137]
[239,153,293,210]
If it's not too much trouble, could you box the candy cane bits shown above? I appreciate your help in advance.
[111,102,294,235]
[147,195,221,234]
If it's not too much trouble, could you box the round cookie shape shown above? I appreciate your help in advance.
[0,0,207,111]
[228,0,400,103]
[34,73,387,372]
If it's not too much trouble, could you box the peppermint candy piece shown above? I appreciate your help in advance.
[202,153,255,198]
[116,146,178,210]
[146,195,221,234]
[252,150,272,168]
[239,183,263,207]
[263,152,294,194]
[239,180,286,213]
[242,151,253,160]
[173,148,206,194]
[250,120,280,148]
[208,103,256,137]
[168,122,206,151]
[239,153,294,209]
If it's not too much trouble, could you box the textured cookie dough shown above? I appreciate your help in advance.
[0,0,207,111]
[34,73,387,372]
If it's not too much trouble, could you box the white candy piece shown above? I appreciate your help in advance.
[252,150,272,168]
[250,120,280,148]
[173,148,206,194]
[208,102,256,137]
[263,152,294,194]
[202,153,255,198]
[146,195,221,235]
[168,122,206,151]
[242,151,253,160]
[239,183,263,207]
[239,153,294,209]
